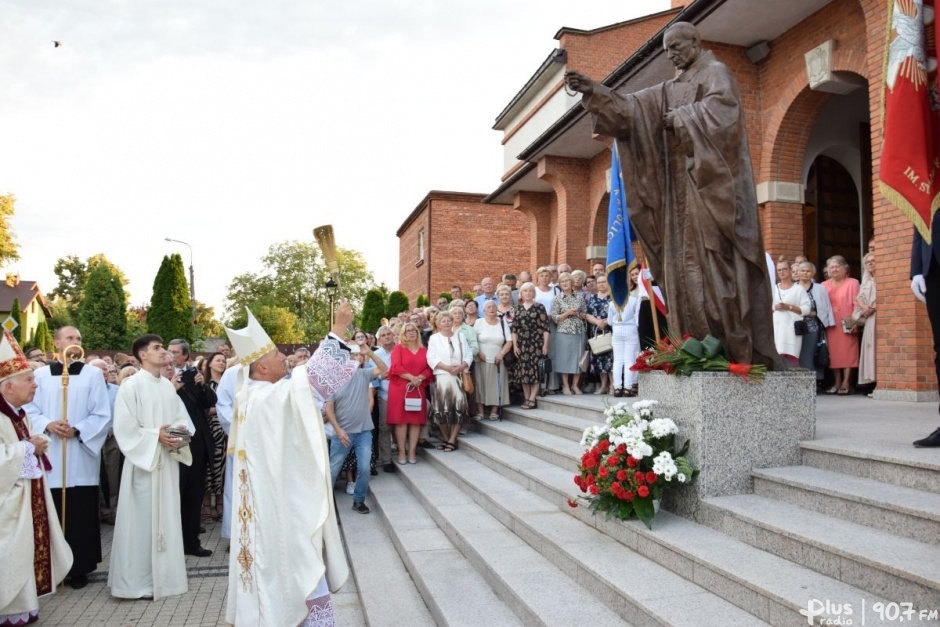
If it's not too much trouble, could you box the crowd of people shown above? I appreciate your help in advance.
[1,249,882,625]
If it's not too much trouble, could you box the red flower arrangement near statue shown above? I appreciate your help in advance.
[570,400,697,529]
[630,332,765,382]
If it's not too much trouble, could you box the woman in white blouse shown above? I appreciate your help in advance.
[473,302,513,420]
[771,258,811,365]
[426,311,473,452]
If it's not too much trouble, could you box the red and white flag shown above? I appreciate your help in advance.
[636,265,667,317]
[879,0,940,242]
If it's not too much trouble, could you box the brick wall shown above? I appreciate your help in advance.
[398,192,530,308]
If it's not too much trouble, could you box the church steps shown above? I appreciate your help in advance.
[382,458,634,627]
[418,446,769,626]
[498,404,597,441]
[801,437,940,496]
[475,417,582,468]
[698,493,940,610]
[532,393,611,421]
[336,483,438,627]
[361,475,524,627]
[455,429,896,624]
[752,466,940,546]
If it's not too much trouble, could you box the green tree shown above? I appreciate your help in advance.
[9,297,22,344]
[438,292,453,303]
[32,320,53,352]
[126,308,148,342]
[79,263,128,350]
[149,254,193,344]
[50,253,130,323]
[386,291,410,318]
[0,195,20,264]
[223,240,375,341]
[416,294,429,308]
[253,305,304,343]
[359,289,386,334]
[195,301,224,340]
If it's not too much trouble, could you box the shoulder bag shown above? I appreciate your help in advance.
[404,383,423,412]
[457,336,474,394]
[500,318,518,368]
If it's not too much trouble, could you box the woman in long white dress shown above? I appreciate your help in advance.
[771,259,811,365]
[426,311,473,452]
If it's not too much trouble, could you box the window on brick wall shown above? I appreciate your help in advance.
[417,228,425,261]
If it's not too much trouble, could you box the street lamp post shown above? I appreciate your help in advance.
[165,237,196,342]
[325,278,338,329]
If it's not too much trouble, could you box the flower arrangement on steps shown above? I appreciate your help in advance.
[569,400,697,529]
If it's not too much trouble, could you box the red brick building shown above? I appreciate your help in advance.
[396,191,530,307]
[399,0,935,399]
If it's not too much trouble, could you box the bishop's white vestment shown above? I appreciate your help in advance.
[108,370,194,600]
[0,403,72,623]
[225,366,348,626]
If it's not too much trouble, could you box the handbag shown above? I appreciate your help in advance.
[457,338,474,394]
[404,384,422,412]
[588,332,613,355]
[814,332,830,369]
[538,356,553,378]
[841,317,861,334]
[579,349,591,373]
[500,318,518,368]
[793,319,810,336]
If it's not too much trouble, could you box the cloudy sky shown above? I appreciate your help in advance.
[1,0,669,317]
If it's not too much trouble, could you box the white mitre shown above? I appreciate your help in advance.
[223,308,275,367]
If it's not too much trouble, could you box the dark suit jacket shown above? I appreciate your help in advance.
[911,213,940,278]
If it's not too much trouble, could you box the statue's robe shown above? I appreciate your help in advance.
[584,50,782,367]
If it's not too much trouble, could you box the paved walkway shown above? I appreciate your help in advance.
[34,393,940,625]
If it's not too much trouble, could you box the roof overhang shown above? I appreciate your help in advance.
[485,0,835,204]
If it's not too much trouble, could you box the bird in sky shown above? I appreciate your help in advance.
[52,40,62,47]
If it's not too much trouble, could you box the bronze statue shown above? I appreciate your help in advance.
[566,22,784,369]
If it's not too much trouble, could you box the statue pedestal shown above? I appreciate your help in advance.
[640,370,816,519]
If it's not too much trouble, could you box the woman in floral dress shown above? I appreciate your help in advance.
[585,274,613,395]
[511,282,550,409]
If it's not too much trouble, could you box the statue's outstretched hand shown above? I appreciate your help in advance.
[912,274,927,303]
[564,71,594,96]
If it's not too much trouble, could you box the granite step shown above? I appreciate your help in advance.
[533,392,615,421]
[476,415,583,468]
[387,455,634,627]
[419,446,769,626]
[801,437,940,495]
[752,465,940,546]
[336,478,437,627]
[699,493,940,610]
[455,432,896,625]
[499,404,598,441]
[364,475,523,627]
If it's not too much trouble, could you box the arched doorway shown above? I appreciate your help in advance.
[801,84,872,276]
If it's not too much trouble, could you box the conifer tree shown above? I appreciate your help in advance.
[386,291,410,318]
[33,320,52,352]
[149,254,193,344]
[359,289,386,334]
[79,263,128,350]
[9,297,23,344]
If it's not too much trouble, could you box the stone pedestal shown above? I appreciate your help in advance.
[641,370,816,518]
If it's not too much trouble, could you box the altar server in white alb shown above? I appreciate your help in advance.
[24,326,110,589]
[0,330,72,626]
[108,335,194,600]
[224,309,348,627]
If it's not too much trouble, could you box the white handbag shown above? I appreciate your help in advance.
[404,384,422,412]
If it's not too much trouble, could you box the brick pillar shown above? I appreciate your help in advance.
[514,191,554,271]
[537,156,592,266]
[760,201,805,261]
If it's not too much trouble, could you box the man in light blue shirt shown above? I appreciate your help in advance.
[371,326,396,473]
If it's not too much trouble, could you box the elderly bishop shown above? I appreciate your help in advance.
[224,309,348,627]
[0,331,72,626]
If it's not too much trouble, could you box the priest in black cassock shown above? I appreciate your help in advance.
[24,326,110,589]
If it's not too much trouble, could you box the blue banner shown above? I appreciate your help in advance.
[606,140,636,311]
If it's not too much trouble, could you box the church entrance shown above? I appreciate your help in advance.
[801,85,872,277]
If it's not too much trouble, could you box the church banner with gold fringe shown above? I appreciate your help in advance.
[879,0,940,242]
